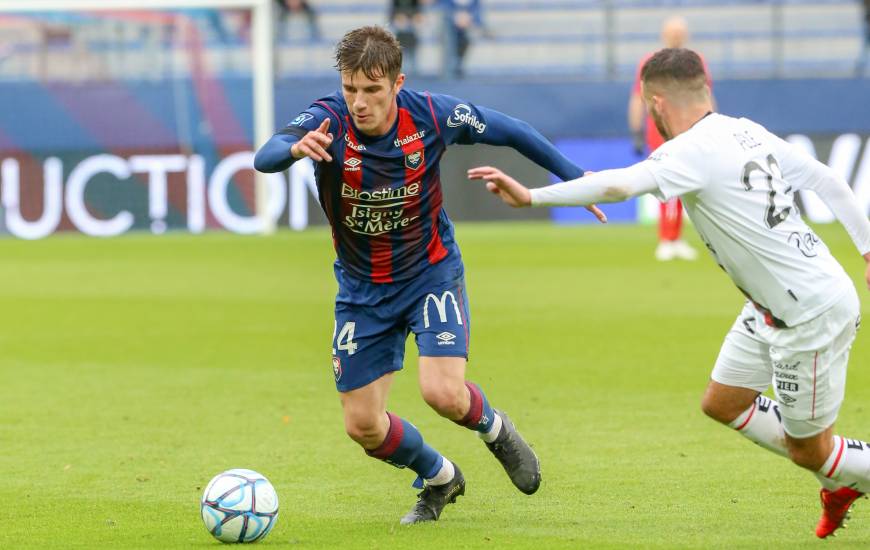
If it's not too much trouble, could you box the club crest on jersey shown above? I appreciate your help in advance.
[344,157,362,172]
[405,150,424,171]
[332,356,342,381]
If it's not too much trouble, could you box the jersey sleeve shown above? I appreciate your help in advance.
[766,129,828,192]
[278,98,345,142]
[767,128,870,255]
[641,138,709,201]
[427,92,584,181]
[428,93,491,146]
[254,99,343,173]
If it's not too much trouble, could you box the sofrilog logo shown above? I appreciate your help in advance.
[446,104,486,134]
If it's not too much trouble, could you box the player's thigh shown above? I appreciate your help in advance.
[407,271,470,361]
[710,303,772,400]
[339,370,394,443]
[332,302,407,393]
[768,300,859,438]
[418,355,467,404]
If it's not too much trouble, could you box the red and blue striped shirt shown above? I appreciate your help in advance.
[256,88,584,283]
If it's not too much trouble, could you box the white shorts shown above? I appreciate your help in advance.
[711,292,860,438]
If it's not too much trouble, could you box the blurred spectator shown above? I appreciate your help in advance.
[182,9,234,43]
[858,0,870,76]
[440,0,484,77]
[390,0,424,75]
[627,16,714,261]
[274,0,320,42]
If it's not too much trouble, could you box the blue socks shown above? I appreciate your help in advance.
[455,381,496,434]
[366,412,443,482]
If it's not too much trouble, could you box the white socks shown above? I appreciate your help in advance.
[729,396,870,491]
[426,458,455,486]
[728,395,788,457]
[818,435,870,493]
[478,412,503,444]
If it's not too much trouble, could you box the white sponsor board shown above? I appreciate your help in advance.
[0,152,318,239]
[1,134,868,238]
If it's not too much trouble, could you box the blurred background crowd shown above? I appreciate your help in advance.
[0,0,867,83]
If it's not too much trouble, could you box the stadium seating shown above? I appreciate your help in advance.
[0,0,862,81]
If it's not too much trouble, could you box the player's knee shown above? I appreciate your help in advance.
[344,415,384,448]
[700,395,734,424]
[421,383,466,418]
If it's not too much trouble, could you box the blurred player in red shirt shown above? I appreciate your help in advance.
[628,16,713,261]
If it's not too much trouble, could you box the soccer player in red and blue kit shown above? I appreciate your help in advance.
[255,26,605,524]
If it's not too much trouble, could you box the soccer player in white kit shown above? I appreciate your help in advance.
[468,48,870,539]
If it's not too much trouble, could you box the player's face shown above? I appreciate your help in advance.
[341,70,405,136]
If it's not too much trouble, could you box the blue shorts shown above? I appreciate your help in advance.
[331,259,470,392]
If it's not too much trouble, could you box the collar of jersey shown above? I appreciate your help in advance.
[690,110,715,130]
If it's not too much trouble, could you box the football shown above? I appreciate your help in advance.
[200,469,279,543]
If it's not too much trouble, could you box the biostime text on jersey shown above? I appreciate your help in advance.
[341,181,421,235]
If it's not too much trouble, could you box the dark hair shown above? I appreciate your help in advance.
[334,26,402,82]
[640,48,706,91]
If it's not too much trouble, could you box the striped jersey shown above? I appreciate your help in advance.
[281,89,498,283]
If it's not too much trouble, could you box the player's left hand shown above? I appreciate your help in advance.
[467,166,532,207]
[863,252,870,290]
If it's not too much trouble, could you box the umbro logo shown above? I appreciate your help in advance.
[344,157,362,172]
[436,332,456,345]
[779,393,796,405]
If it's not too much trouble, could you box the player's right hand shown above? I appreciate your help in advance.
[291,118,334,162]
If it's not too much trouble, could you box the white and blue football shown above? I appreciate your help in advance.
[201,469,279,544]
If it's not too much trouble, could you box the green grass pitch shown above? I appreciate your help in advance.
[3,222,870,549]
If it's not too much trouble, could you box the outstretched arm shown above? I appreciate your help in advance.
[461,106,606,222]
[467,163,658,208]
[471,107,583,182]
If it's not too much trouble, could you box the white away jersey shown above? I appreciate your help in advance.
[642,113,854,327]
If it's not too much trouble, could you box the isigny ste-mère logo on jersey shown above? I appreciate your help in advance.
[447,104,486,134]
[341,182,421,236]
